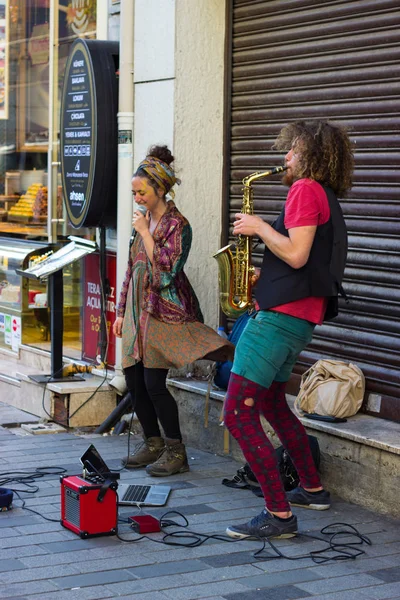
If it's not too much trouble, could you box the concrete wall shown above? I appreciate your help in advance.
[111,0,227,328]
[174,0,227,328]
[133,0,175,168]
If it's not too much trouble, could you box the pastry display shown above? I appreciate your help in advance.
[8,184,48,222]
[0,283,20,303]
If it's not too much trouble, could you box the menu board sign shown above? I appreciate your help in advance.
[61,41,95,227]
[60,39,118,228]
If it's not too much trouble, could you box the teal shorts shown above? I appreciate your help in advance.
[231,310,315,389]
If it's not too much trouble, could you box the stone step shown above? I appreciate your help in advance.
[0,349,117,428]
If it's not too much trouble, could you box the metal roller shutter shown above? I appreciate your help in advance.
[226,0,400,421]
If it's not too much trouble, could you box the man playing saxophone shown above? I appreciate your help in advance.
[224,120,354,540]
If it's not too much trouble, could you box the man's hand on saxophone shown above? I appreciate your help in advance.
[250,267,261,287]
[233,213,264,237]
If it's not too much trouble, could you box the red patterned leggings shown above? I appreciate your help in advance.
[224,373,321,512]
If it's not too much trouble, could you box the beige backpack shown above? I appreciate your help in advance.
[295,359,365,419]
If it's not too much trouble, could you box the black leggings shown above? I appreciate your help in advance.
[124,362,182,441]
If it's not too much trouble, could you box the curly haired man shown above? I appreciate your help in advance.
[225,120,354,540]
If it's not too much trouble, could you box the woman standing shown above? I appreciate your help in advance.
[113,145,233,477]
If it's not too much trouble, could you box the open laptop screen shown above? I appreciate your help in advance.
[80,444,111,475]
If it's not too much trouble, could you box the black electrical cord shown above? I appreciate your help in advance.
[119,410,135,471]
[38,360,108,427]
[0,466,67,522]
[115,509,371,563]
[253,522,372,563]
[0,465,372,565]
[36,257,111,428]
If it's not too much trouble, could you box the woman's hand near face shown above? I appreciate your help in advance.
[113,316,124,338]
[132,208,150,236]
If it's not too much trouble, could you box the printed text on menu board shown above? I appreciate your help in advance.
[61,43,96,226]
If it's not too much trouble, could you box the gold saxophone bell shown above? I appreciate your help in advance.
[213,166,287,318]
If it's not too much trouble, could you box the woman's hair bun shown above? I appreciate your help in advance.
[147,145,174,166]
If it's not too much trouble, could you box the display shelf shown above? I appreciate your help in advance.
[0,222,47,237]
[0,237,50,351]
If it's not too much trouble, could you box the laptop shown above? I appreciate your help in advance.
[79,444,171,507]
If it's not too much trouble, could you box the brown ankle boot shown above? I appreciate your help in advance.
[145,438,189,477]
[122,436,165,469]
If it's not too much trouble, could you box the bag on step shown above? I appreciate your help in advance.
[214,311,253,390]
[295,359,365,420]
[222,435,320,495]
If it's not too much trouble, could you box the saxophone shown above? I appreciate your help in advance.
[213,166,287,318]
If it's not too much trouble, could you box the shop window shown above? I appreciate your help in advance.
[0,0,97,360]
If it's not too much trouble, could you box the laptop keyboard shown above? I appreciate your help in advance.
[122,484,151,503]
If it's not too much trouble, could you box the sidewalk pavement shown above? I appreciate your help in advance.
[0,401,399,600]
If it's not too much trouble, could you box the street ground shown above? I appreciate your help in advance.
[0,401,399,600]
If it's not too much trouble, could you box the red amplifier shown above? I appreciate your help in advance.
[60,475,118,538]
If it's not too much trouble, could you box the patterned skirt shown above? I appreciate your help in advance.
[121,280,234,370]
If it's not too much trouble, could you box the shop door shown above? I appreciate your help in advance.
[227,0,400,421]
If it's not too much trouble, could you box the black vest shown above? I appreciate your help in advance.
[255,186,348,321]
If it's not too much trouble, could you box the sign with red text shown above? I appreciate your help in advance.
[11,316,21,352]
[82,252,116,367]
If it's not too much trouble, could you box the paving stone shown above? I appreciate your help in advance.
[0,564,80,584]
[358,583,400,600]
[369,566,400,583]
[0,527,20,539]
[14,522,63,535]
[50,568,137,589]
[0,558,25,573]
[0,515,41,529]
[180,564,264,585]
[0,544,49,560]
[376,553,400,568]
[140,540,262,563]
[200,549,274,568]
[103,573,188,595]
[296,573,384,594]
[289,592,369,600]
[161,480,197,490]
[364,541,400,558]
[17,588,115,600]
[240,567,321,589]
[223,585,311,599]
[0,580,58,597]
[127,558,209,578]
[76,554,155,573]
[307,556,398,579]
[161,580,249,600]
[149,503,218,518]
[39,536,118,553]
[0,531,68,548]
[107,593,171,600]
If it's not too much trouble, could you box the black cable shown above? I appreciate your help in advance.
[68,365,108,420]
[115,510,371,563]
[12,490,62,522]
[119,410,135,471]
[115,510,238,546]
[0,465,373,564]
[38,359,109,426]
[0,466,67,522]
[36,256,111,427]
[252,522,372,564]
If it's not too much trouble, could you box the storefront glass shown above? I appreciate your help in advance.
[0,0,97,358]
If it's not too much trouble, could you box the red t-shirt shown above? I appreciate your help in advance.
[269,179,331,325]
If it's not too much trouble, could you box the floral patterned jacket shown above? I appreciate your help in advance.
[116,201,203,324]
